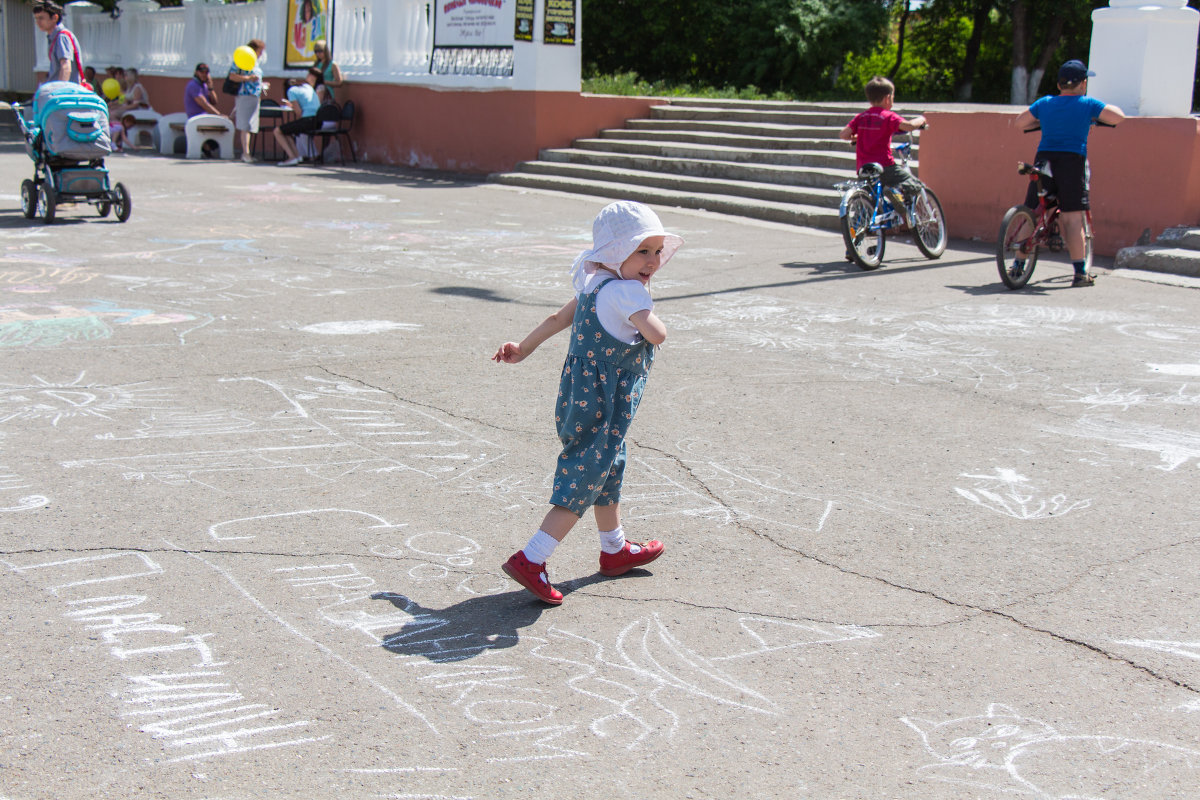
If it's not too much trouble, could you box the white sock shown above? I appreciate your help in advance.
[599,526,630,554]
[522,530,559,565]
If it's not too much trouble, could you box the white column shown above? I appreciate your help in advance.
[1088,0,1199,117]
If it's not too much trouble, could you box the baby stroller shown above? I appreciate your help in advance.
[13,81,131,224]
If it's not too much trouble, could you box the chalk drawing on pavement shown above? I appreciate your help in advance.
[0,462,46,513]
[0,300,201,348]
[903,703,1200,798]
[954,467,1091,519]
[300,320,422,335]
[1044,416,1200,472]
[61,374,504,493]
[0,373,173,427]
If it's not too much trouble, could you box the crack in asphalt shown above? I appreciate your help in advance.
[629,439,1200,696]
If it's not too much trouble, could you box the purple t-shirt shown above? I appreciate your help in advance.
[183,78,214,117]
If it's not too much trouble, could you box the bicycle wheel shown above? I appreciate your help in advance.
[996,206,1038,289]
[910,187,947,259]
[1081,212,1093,274]
[841,189,885,270]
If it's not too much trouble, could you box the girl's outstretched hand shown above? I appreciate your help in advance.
[492,342,526,364]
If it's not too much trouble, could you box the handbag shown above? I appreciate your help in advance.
[222,71,240,96]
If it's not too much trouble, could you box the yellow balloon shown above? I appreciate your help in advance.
[233,46,257,71]
[101,78,121,99]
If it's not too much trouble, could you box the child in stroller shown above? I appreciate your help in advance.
[13,80,131,223]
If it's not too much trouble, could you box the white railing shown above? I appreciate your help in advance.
[40,0,577,91]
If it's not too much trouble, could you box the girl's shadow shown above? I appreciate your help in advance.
[371,573,609,663]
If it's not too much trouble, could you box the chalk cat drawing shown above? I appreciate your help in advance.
[902,703,1200,798]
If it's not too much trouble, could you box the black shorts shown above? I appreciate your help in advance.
[280,116,321,136]
[1025,151,1090,212]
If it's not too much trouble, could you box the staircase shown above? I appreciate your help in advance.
[1115,226,1200,278]
[490,98,926,230]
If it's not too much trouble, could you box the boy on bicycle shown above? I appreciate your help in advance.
[840,75,927,215]
[1014,59,1125,286]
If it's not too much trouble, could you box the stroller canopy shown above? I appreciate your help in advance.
[31,81,112,160]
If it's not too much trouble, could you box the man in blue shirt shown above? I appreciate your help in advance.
[1014,60,1125,286]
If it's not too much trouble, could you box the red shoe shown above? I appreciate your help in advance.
[502,551,563,605]
[598,540,664,577]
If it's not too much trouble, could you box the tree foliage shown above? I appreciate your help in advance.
[585,0,1200,108]
[581,0,890,94]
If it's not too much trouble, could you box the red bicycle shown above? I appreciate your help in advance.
[996,121,1112,289]
[995,159,1090,289]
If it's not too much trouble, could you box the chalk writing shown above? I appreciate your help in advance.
[1,551,324,762]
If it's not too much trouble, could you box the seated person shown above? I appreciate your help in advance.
[110,67,151,116]
[183,62,224,118]
[273,67,323,167]
[108,113,135,153]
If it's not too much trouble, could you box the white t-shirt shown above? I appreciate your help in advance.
[583,272,654,344]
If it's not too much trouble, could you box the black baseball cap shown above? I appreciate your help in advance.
[1058,59,1095,84]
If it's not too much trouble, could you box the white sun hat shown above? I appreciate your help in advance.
[568,201,683,292]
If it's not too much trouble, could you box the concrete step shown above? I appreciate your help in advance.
[538,147,852,189]
[646,97,927,116]
[568,137,860,170]
[508,160,842,207]
[1155,225,1200,250]
[651,105,857,128]
[490,172,840,230]
[601,126,853,152]
[1114,246,1200,277]
[489,98,927,233]
[1114,226,1200,277]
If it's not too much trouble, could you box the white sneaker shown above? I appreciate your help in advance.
[241,153,254,163]
[278,156,301,167]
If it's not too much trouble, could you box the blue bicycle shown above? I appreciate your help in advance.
[837,134,947,270]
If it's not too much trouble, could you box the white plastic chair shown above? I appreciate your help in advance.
[155,112,188,155]
[185,114,235,160]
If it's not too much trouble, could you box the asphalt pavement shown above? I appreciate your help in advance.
[1,138,1199,799]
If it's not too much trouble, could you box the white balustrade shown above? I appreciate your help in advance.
[37,0,573,91]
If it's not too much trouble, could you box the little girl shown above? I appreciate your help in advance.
[492,201,683,604]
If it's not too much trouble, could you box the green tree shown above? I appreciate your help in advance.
[581,0,891,94]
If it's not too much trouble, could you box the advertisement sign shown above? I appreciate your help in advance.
[285,0,334,69]
[543,0,575,45]
[434,0,516,48]
[432,0,516,76]
[514,0,535,42]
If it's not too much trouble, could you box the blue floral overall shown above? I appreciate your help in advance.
[551,277,655,515]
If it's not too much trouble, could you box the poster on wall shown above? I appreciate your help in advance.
[543,0,575,45]
[514,0,534,42]
[431,0,516,76]
[286,0,334,69]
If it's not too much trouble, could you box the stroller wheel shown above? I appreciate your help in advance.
[37,182,56,224]
[20,180,37,219]
[113,183,131,223]
[97,200,112,218]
